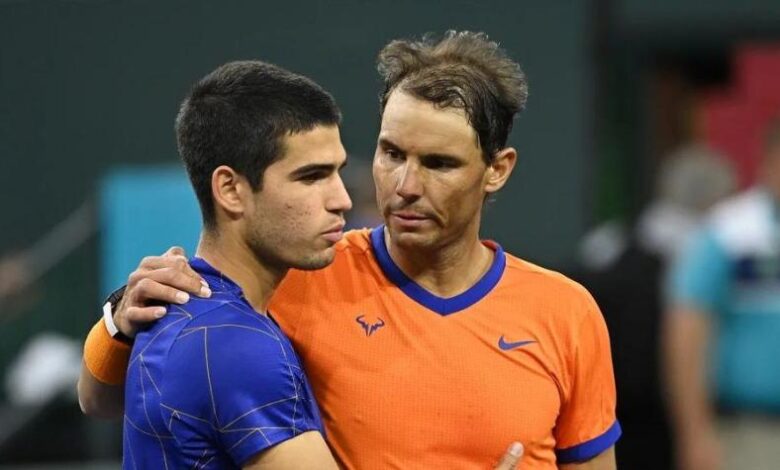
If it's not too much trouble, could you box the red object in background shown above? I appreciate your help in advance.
[702,45,780,187]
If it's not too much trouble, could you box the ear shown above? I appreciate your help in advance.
[484,147,517,194]
[211,165,252,220]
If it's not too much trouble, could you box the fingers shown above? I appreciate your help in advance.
[134,266,209,298]
[163,246,186,257]
[494,442,524,470]
[137,254,195,277]
[129,278,193,306]
[130,252,208,298]
[125,305,168,324]
[114,247,209,337]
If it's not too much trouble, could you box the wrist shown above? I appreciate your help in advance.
[103,285,133,344]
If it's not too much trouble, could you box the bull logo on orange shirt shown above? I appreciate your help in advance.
[355,315,386,337]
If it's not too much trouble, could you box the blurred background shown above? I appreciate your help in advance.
[2,0,780,468]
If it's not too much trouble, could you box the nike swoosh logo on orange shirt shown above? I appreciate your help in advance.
[498,336,536,351]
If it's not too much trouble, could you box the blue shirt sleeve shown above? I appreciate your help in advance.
[159,309,323,466]
[668,227,730,315]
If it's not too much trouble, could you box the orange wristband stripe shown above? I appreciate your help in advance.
[84,319,131,385]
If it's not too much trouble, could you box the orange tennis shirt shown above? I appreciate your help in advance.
[269,227,620,469]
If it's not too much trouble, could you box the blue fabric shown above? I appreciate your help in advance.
[668,228,729,315]
[123,258,324,469]
[369,225,506,315]
[669,227,780,411]
[555,420,622,464]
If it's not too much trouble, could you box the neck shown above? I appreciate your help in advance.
[196,230,287,314]
[384,224,494,298]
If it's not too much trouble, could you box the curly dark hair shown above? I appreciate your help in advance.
[377,31,528,163]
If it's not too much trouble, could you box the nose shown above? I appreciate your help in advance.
[396,161,423,200]
[328,174,353,213]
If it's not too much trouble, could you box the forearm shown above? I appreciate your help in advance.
[77,360,125,418]
[78,319,131,418]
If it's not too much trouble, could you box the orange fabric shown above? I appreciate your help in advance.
[83,319,131,386]
[270,229,617,469]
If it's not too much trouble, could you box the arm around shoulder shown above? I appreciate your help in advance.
[77,319,131,418]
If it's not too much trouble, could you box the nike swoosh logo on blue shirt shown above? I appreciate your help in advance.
[498,336,536,351]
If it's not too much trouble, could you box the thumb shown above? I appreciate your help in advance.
[494,442,524,470]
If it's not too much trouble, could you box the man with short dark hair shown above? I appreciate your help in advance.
[80,32,616,469]
[100,60,350,469]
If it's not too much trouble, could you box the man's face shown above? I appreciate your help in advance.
[245,125,351,271]
[373,90,492,250]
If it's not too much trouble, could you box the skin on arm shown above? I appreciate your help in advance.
[242,431,337,470]
[77,362,125,418]
[663,306,721,470]
[77,247,207,418]
[559,446,616,470]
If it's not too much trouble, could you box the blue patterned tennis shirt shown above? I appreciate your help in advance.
[123,257,324,469]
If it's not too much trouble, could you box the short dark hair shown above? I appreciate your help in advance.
[377,31,528,163]
[175,60,341,229]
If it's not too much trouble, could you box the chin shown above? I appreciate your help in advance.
[388,228,438,249]
[290,248,335,271]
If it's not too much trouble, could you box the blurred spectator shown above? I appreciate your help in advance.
[574,145,735,470]
[665,116,780,470]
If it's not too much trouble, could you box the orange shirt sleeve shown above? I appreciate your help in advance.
[554,291,621,464]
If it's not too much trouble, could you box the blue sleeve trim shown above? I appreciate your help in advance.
[555,420,621,464]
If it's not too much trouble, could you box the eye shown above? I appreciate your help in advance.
[424,157,458,170]
[298,171,328,184]
[385,148,403,161]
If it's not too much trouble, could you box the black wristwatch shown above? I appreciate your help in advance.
[101,285,133,345]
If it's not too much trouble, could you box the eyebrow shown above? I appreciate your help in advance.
[378,137,461,162]
[378,137,401,152]
[289,160,347,178]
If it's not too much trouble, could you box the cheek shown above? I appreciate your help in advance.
[437,176,484,216]
[372,168,394,200]
[281,200,314,230]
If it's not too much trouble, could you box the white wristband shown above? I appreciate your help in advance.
[103,300,121,338]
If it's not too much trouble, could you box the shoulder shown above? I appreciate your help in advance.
[504,253,596,307]
[172,296,289,358]
[161,302,300,405]
[335,228,373,253]
[498,251,603,336]
[281,228,376,286]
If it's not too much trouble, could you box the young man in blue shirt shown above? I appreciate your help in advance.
[117,60,350,469]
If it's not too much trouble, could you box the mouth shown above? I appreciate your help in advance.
[389,212,432,228]
[321,223,346,243]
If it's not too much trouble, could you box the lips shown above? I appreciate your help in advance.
[323,222,346,233]
[321,222,345,243]
[389,211,433,230]
[391,211,429,220]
